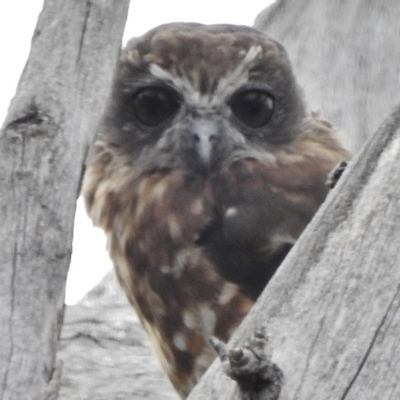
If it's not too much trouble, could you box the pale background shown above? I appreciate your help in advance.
[0,0,273,304]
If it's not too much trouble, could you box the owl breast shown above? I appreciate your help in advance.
[85,154,258,397]
[84,142,335,397]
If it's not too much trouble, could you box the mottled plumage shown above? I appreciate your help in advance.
[83,23,350,398]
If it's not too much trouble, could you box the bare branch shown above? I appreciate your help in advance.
[0,0,130,399]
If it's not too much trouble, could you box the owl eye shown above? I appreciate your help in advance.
[229,89,274,128]
[132,87,180,127]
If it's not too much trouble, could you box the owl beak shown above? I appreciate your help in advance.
[189,119,219,167]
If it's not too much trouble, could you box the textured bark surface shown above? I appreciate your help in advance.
[254,1,400,152]
[58,272,178,400]
[0,1,129,399]
[188,103,400,400]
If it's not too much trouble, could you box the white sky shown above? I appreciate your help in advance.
[0,0,274,305]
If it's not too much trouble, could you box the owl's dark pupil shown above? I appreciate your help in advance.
[133,88,179,127]
[230,89,274,128]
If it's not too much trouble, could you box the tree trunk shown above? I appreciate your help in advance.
[188,101,400,400]
[0,1,130,399]
[254,0,400,152]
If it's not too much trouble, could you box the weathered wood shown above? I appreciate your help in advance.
[58,271,178,400]
[188,103,400,399]
[0,1,130,399]
[254,1,400,152]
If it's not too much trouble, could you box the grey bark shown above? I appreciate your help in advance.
[0,1,130,399]
[58,271,178,400]
[254,1,400,152]
[187,99,400,400]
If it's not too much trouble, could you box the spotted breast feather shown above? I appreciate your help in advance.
[83,22,351,398]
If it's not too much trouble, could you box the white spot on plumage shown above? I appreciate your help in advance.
[183,310,197,329]
[137,178,148,196]
[218,283,240,305]
[149,180,168,201]
[168,216,182,240]
[173,333,188,351]
[160,249,190,277]
[135,200,146,221]
[190,198,204,215]
[160,265,172,274]
[175,250,188,268]
[225,207,237,217]
[199,306,216,336]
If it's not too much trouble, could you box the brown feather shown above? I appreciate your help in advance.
[83,23,351,398]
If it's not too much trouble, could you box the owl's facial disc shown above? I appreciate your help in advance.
[104,23,309,176]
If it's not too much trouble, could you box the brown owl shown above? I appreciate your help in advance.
[83,23,350,398]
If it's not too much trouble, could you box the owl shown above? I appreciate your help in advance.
[83,23,350,398]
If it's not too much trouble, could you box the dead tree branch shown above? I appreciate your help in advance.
[0,1,130,399]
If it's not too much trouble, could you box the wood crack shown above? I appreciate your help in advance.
[77,0,91,64]
[0,228,20,396]
[293,316,325,399]
[339,284,400,400]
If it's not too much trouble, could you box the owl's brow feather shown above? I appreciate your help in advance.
[148,45,263,109]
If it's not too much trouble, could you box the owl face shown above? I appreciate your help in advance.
[101,23,307,177]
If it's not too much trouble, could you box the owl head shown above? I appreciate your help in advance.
[100,23,307,176]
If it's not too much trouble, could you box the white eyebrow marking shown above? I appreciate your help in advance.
[149,63,193,93]
[150,63,213,107]
[148,45,262,109]
[214,45,263,99]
